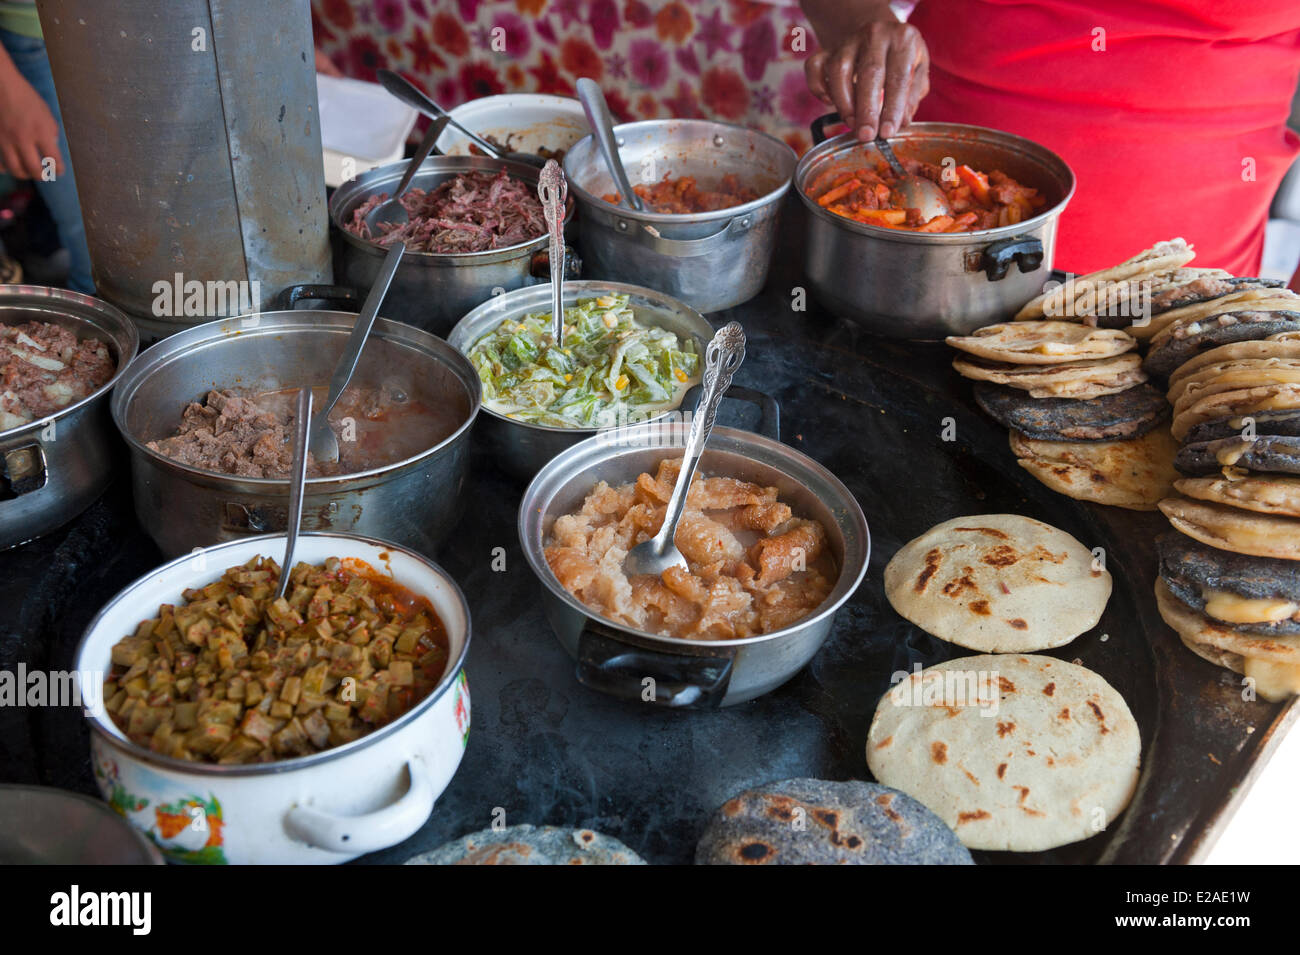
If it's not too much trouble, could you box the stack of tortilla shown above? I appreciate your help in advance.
[946,241,1210,509]
[1142,281,1300,701]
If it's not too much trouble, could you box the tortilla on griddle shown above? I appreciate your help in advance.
[1009,426,1178,511]
[1158,532,1300,634]
[953,353,1146,399]
[1014,238,1194,321]
[1170,383,1300,441]
[1128,286,1300,340]
[866,654,1141,852]
[1069,268,1236,329]
[1158,496,1300,560]
[947,322,1137,365]
[1169,339,1300,389]
[1171,365,1300,420]
[1143,310,1300,380]
[1176,435,1300,477]
[884,514,1111,652]
[973,382,1169,442]
[1154,579,1300,700]
[694,779,973,865]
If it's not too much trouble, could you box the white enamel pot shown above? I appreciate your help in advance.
[73,533,471,865]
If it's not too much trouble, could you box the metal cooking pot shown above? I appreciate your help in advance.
[330,155,573,335]
[75,532,471,864]
[447,280,780,481]
[519,424,869,707]
[563,119,797,313]
[796,116,1075,338]
[1,286,139,549]
[110,311,479,558]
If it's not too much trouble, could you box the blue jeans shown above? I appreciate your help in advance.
[0,26,94,294]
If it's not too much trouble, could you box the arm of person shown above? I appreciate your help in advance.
[800,0,929,142]
[0,44,64,180]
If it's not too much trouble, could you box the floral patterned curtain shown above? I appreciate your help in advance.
[312,0,828,155]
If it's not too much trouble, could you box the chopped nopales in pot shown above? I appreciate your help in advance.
[102,556,450,764]
[466,294,701,428]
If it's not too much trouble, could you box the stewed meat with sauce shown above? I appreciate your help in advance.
[1,321,115,431]
[148,385,465,479]
[546,458,837,640]
[601,173,759,214]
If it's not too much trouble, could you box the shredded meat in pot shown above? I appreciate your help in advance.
[346,170,546,254]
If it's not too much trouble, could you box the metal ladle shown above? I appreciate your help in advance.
[623,322,746,578]
[362,113,449,234]
[875,136,950,221]
[376,68,545,168]
[308,240,406,464]
[537,159,567,347]
[274,387,313,600]
[576,77,642,211]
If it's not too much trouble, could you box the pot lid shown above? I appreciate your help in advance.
[0,785,163,864]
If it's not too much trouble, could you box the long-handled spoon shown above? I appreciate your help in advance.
[362,113,449,235]
[623,322,746,577]
[308,241,406,464]
[274,387,313,601]
[575,77,642,211]
[376,69,545,168]
[537,159,567,347]
[874,136,950,221]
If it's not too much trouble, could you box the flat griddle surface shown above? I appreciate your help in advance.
[1,207,1291,864]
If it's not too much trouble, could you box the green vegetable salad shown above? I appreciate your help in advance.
[467,294,701,428]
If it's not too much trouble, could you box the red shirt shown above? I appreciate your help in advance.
[909,0,1300,275]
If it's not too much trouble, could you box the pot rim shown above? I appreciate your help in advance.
[563,117,797,227]
[328,154,562,263]
[76,531,472,778]
[794,121,1076,244]
[0,284,140,443]
[110,310,481,489]
[448,279,713,436]
[518,423,871,649]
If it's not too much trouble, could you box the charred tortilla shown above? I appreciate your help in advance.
[1158,532,1300,635]
[1014,238,1194,321]
[883,514,1111,652]
[1144,310,1300,380]
[1182,410,1300,444]
[866,655,1141,851]
[973,382,1169,442]
[1175,435,1300,477]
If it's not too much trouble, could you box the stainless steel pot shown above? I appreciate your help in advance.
[447,280,780,481]
[330,155,570,335]
[519,424,869,707]
[111,311,479,558]
[1,286,139,549]
[563,119,797,313]
[796,117,1075,338]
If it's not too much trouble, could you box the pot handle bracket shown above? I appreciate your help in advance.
[1,443,48,500]
[810,112,847,145]
[978,235,1044,281]
[275,284,363,313]
[576,624,734,709]
[679,383,780,442]
[283,757,435,854]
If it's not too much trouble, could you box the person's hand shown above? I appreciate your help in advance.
[0,72,64,180]
[314,48,343,78]
[805,20,929,142]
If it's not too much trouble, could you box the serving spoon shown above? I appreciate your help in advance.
[376,68,545,168]
[537,159,568,347]
[623,322,746,578]
[874,136,950,221]
[308,241,406,464]
[575,77,642,211]
[361,113,448,235]
[274,387,313,601]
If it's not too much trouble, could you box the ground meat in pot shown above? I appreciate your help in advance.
[1,321,115,432]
